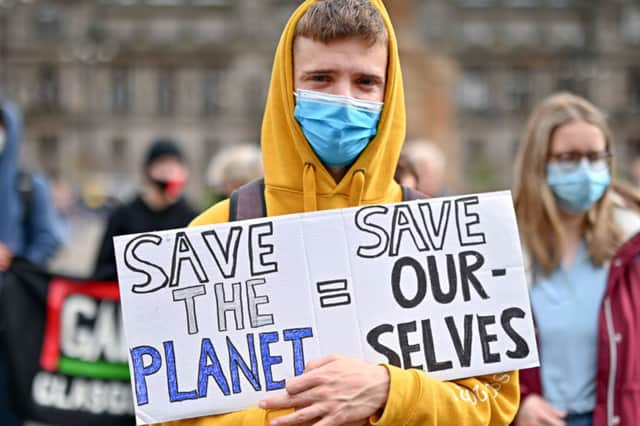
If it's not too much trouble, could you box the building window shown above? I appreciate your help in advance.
[547,21,585,48]
[547,0,573,7]
[38,134,59,171]
[112,67,130,114]
[460,21,495,48]
[628,67,640,111]
[202,69,222,115]
[556,73,589,99]
[622,5,640,45]
[33,4,63,39]
[157,69,174,115]
[457,70,491,113]
[38,65,60,112]
[503,21,539,47]
[505,0,538,7]
[459,0,496,7]
[506,69,531,111]
[112,137,127,163]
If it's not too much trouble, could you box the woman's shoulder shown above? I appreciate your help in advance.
[611,182,640,242]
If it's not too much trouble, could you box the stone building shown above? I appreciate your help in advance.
[1,0,639,199]
[0,0,298,204]
[413,0,640,190]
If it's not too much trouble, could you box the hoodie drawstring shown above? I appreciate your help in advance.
[349,169,366,207]
[303,163,317,212]
[302,164,366,212]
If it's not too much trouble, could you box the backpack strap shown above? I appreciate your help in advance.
[17,170,33,225]
[401,184,428,201]
[229,180,422,221]
[229,178,266,221]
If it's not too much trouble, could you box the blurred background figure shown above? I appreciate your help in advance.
[47,169,75,243]
[206,143,263,201]
[92,138,197,280]
[513,93,640,426]
[0,101,63,273]
[630,156,640,189]
[0,100,63,426]
[402,139,448,197]
[394,149,418,190]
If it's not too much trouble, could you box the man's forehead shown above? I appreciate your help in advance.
[293,36,388,71]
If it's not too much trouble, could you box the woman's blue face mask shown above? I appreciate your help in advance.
[293,89,383,167]
[546,158,610,213]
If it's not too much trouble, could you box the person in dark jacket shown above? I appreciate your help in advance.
[0,100,64,426]
[92,138,198,280]
[512,92,640,426]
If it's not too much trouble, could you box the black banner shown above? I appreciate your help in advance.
[0,259,135,426]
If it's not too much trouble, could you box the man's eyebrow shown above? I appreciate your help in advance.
[301,69,335,75]
[358,72,385,82]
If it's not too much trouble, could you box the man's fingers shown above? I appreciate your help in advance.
[304,355,339,372]
[268,404,326,426]
[285,369,327,395]
[260,389,318,410]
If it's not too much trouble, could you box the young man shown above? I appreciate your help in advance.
[163,1,519,425]
[93,139,198,280]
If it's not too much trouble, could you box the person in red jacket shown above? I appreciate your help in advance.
[512,92,640,426]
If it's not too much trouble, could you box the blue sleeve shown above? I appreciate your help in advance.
[22,174,64,265]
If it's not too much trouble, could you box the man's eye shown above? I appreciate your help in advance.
[310,75,329,82]
[359,78,374,86]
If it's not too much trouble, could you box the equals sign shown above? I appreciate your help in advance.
[316,279,351,308]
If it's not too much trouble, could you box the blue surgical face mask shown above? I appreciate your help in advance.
[546,159,610,213]
[293,89,383,167]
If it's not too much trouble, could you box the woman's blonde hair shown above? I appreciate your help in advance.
[513,92,621,275]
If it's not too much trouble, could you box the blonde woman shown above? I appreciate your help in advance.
[513,92,640,426]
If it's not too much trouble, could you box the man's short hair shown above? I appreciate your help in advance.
[295,0,388,46]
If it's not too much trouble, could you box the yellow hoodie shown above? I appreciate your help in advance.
[162,0,519,425]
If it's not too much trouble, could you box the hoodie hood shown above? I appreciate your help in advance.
[261,0,405,216]
[0,100,23,246]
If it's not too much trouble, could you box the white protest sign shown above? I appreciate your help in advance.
[114,191,538,425]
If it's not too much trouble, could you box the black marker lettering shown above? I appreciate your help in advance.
[355,205,390,259]
[501,307,530,359]
[201,227,242,279]
[169,232,208,287]
[246,278,274,329]
[455,196,486,246]
[459,251,489,301]
[249,223,278,276]
[123,234,169,294]
[366,324,401,367]
[389,205,429,256]
[477,315,500,364]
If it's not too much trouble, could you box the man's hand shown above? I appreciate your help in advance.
[513,394,566,426]
[259,355,390,426]
[0,243,13,272]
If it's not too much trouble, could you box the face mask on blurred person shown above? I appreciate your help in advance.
[546,158,610,213]
[150,175,186,199]
[293,89,383,167]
